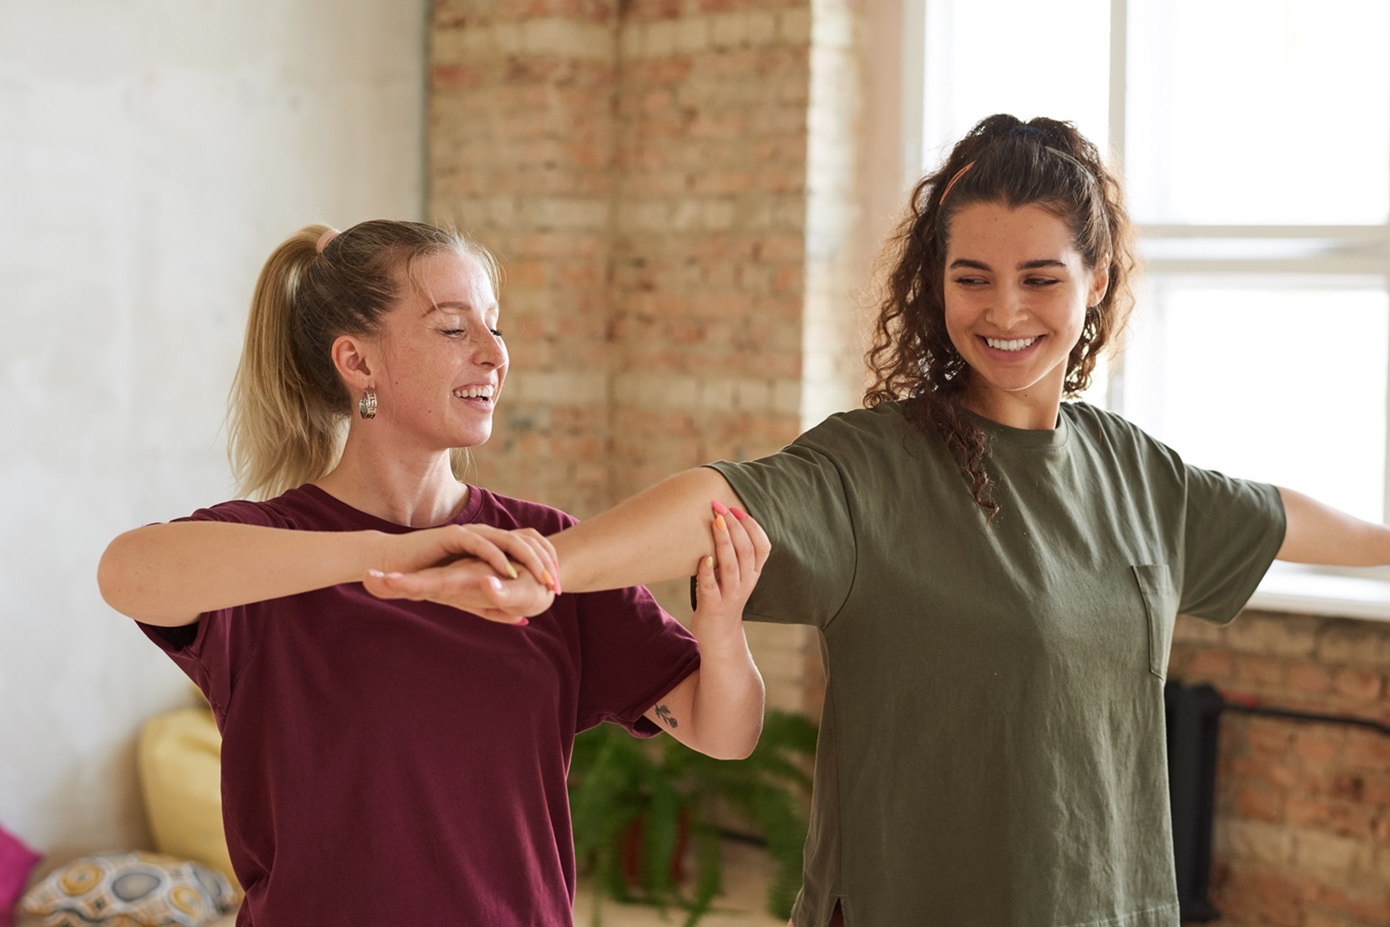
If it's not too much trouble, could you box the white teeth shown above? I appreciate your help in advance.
[985,337,1038,352]
[453,385,495,400]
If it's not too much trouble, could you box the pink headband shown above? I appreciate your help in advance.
[316,228,340,254]
[938,162,975,204]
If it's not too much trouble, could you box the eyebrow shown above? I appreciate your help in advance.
[949,258,1068,271]
[423,300,499,317]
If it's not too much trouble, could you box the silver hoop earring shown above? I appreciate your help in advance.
[359,388,377,420]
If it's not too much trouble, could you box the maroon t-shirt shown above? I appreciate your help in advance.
[139,484,700,926]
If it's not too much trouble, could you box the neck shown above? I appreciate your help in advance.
[963,381,1063,431]
[316,437,471,527]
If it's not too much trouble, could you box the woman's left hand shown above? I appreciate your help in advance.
[690,500,771,641]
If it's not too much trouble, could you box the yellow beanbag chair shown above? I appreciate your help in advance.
[137,708,241,897]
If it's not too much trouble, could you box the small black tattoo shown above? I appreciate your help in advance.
[654,704,678,728]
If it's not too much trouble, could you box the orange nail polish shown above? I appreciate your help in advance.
[714,513,727,532]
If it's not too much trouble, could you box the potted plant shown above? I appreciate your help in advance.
[568,708,818,926]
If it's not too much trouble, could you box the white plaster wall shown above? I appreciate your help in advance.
[0,0,426,855]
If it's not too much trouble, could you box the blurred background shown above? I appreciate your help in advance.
[2,2,1387,924]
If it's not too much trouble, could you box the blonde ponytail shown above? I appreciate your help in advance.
[228,225,343,499]
[226,220,497,500]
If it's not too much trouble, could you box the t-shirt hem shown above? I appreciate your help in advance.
[1061,900,1181,927]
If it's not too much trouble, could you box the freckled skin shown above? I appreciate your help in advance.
[365,251,508,454]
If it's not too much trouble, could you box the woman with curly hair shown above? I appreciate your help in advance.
[374,116,1390,927]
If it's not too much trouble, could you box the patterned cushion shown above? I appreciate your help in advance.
[19,852,235,927]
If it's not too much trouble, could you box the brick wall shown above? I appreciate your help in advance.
[1170,611,1390,927]
[428,0,863,715]
[430,0,622,519]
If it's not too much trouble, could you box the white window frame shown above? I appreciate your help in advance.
[870,0,1390,620]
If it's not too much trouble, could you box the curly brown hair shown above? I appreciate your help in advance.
[864,114,1137,519]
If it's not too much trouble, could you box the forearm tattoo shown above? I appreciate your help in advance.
[654,704,678,728]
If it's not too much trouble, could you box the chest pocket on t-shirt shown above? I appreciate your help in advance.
[1133,564,1178,680]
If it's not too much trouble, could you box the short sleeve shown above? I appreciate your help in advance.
[574,584,699,737]
[1179,466,1286,623]
[706,437,858,628]
[135,500,290,720]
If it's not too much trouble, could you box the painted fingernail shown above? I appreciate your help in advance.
[730,506,747,519]
[711,499,729,515]
[367,569,385,578]
[505,563,519,580]
[542,570,555,588]
[714,513,727,532]
[704,555,714,570]
[515,618,529,627]
[486,576,503,591]
[387,572,404,579]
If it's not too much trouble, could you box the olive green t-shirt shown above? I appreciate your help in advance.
[708,400,1285,927]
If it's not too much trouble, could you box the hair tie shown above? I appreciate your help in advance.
[316,228,340,254]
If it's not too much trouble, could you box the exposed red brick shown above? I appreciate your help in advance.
[1287,660,1335,696]
[1332,667,1385,702]
[1182,647,1235,679]
[1234,782,1286,823]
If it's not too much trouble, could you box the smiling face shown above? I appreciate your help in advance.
[364,249,508,452]
[943,201,1109,429]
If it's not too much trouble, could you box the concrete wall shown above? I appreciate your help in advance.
[0,0,427,854]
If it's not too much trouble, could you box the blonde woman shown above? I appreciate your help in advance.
[98,219,769,926]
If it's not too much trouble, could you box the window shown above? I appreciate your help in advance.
[911,0,1390,615]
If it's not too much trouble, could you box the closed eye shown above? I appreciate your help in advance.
[439,327,504,339]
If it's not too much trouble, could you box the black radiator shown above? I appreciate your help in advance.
[1163,678,1390,922]
[1164,679,1226,922]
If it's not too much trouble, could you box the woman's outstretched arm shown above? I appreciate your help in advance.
[362,467,748,608]
[1276,487,1390,566]
[551,467,748,593]
[100,520,556,627]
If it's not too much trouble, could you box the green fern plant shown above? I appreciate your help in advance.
[569,708,818,926]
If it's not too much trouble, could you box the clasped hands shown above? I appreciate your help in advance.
[358,502,769,628]
[361,523,559,625]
